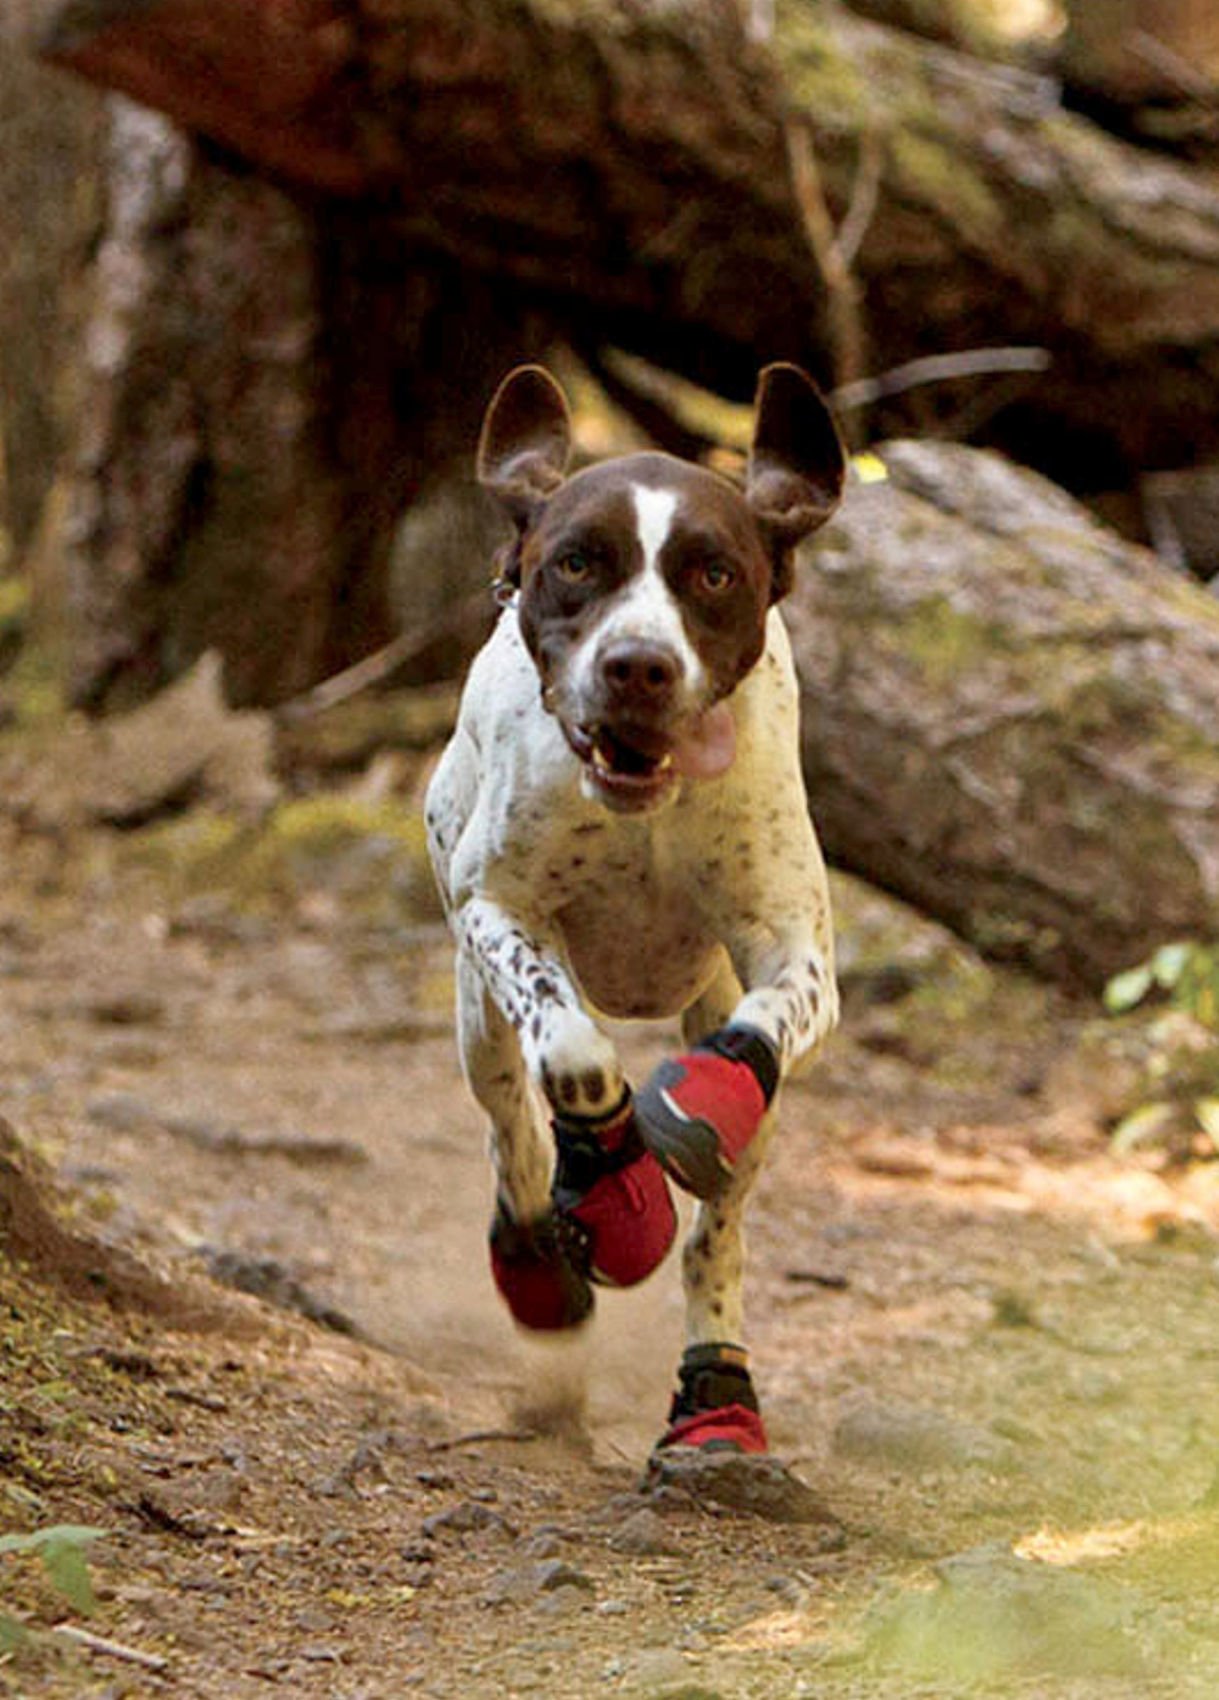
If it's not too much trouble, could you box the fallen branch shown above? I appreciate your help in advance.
[833,346,1051,411]
[276,591,494,722]
[50,1624,169,1673]
[427,1428,538,1453]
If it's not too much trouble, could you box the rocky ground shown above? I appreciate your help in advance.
[4,783,1219,1700]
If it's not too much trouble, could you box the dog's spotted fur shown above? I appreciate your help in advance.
[427,363,845,1417]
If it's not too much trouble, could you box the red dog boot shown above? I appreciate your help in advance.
[655,1342,769,1454]
[552,1095,677,1289]
[634,1026,780,1201]
[488,1203,594,1332]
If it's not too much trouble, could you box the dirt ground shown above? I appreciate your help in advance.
[5,799,1219,1700]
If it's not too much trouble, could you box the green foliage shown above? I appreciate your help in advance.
[1104,942,1219,1160]
[0,1524,108,1646]
[1104,941,1219,1030]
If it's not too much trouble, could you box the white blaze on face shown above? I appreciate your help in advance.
[567,483,706,710]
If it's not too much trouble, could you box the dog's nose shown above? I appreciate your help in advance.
[599,641,680,703]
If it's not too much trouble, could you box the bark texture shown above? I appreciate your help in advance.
[39,0,1219,486]
[0,8,102,557]
[60,100,546,709]
[794,443,1219,988]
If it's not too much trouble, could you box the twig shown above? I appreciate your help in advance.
[832,346,1050,412]
[835,128,883,272]
[50,1624,169,1673]
[427,1427,538,1453]
[784,116,868,405]
[1130,30,1219,108]
[277,629,427,721]
[276,588,492,722]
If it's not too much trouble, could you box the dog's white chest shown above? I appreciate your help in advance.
[552,848,721,1020]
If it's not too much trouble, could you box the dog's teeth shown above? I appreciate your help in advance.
[592,745,611,773]
[658,754,674,773]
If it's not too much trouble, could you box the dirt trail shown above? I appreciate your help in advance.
[4,811,1219,1699]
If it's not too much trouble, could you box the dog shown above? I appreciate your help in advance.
[426,362,845,1455]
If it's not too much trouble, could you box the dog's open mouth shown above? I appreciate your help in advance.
[565,706,736,810]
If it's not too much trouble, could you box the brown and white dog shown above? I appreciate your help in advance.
[426,363,845,1456]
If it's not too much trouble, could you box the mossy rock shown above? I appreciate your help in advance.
[131,796,442,926]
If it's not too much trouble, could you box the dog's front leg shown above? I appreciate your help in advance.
[457,896,675,1329]
[636,923,837,1205]
[456,896,626,1121]
[725,922,839,1076]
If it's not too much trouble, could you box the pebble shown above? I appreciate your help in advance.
[422,1500,515,1540]
[87,1092,153,1131]
[84,990,166,1026]
[608,1507,679,1557]
[644,1450,841,1529]
[481,1559,595,1607]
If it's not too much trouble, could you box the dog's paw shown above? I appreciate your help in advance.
[533,1015,625,1119]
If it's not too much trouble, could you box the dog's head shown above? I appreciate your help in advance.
[477,363,845,814]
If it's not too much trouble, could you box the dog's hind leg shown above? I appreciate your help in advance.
[652,958,774,1451]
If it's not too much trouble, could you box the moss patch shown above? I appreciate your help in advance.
[129,796,441,926]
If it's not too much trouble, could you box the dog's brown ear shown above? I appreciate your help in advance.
[477,365,572,525]
[747,363,845,599]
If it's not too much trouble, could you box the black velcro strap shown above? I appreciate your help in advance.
[552,1112,643,1205]
[669,1342,759,1421]
[694,1025,781,1105]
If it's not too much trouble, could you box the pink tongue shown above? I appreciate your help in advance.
[672,703,737,780]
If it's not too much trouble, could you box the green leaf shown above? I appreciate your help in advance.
[0,1525,107,1618]
[1104,965,1153,1015]
[1111,1101,1176,1155]
[1195,1099,1219,1143]
[1152,942,1192,988]
[0,1524,108,1557]
[0,1612,29,1651]
[40,1535,97,1615]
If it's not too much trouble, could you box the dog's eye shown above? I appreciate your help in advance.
[554,550,593,584]
[697,560,737,594]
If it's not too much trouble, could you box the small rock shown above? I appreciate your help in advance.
[536,1584,588,1617]
[643,1450,841,1530]
[763,1573,805,1606]
[481,1559,594,1608]
[299,1644,342,1664]
[533,1559,595,1595]
[84,991,166,1027]
[608,1507,679,1557]
[200,1247,358,1337]
[423,1500,516,1540]
[87,1092,154,1131]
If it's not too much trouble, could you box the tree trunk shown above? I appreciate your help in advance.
[58,100,549,710]
[794,442,1219,989]
[0,5,102,560]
